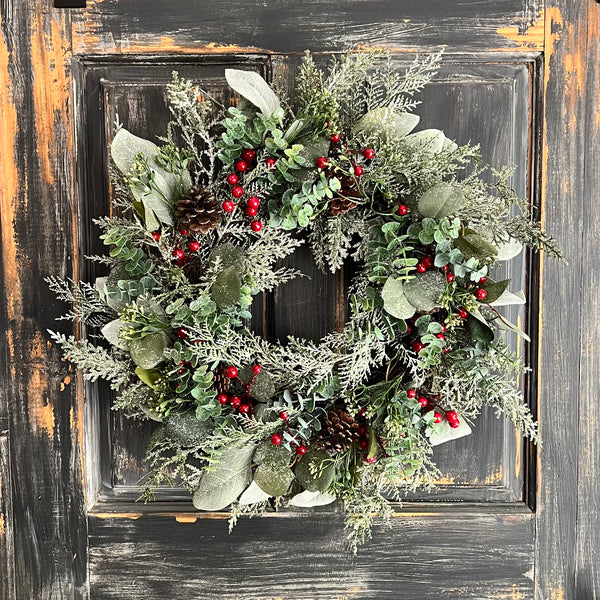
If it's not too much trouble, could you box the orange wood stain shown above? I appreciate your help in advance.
[91,512,144,520]
[30,331,55,435]
[0,512,5,536]
[175,515,199,524]
[496,10,545,50]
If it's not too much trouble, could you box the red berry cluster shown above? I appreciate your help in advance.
[317,134,375,178]
[222,149,264,232]
[216,364,263,416]
[270,407,309,455]
[407,389,461,429]
[151,229,203,267]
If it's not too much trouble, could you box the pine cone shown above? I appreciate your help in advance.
[175,186,221,234]
[329,174,360,216]
[212,363,231,395]
[314,406,361,453]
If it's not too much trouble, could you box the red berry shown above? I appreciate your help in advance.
[359,439,368,450]
[457,307,469,319]
[222,200,235,212]
[242,149,256,163]
[358,425,367,436]
[231,185,244,198]
[435,332,445,340]
[179,228,189,236]
[354,165,364,176]
[479,276,488,284]
[271,433,283,445]
[443,347,451,354]
[250,220,263,232]
[247,196,260,209]
[225,366,238,378]
[330,133,341,143]
[252,364,262,374]
[422,255,434,268]
[178,367,186,375]
[417,263,427,273]
[407,389,417,398]
[443,265,449,272]
[475,288,487,300]
[151,231,161,241]
[441,325,447,332]
[433,411,443,424]
[413,340,425,352]
[226,173,238,185]
[405,324,413,334]
[176,327,188,339]
[295,445,307,455]
[363,148,375,160]
[187,241,200,252]
[279,410,289,420]
[235,159,248,172]
[446,272,455,283]
[446,410,459,422]
[230,395,242,408]
[265,157,277,168]
[365,455,377,464]
[358,407,367,416]
[217,394,229,405]
[246,206,258,217]
[418,396,429,408]
[449,419,460,429]
[239,404,251,414]
[397,204,408,216]
[172,248,185,261]
[315,156,328,169]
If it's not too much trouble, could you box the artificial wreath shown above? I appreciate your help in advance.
[48,50,562,551]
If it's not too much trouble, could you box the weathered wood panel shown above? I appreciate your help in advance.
[89,506,535,600]
[0,433,16,600]
[535,2,600,599]
[71,0,545,55]
[0,2,88,599]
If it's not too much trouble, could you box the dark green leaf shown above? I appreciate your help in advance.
[211,266,242,309]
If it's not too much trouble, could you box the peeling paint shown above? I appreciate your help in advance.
[90,512,143,520]
[496,10,545,50]
[175,515,198,524]
[29,332,54,435]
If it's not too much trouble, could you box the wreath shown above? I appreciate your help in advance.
[49,50,562,551]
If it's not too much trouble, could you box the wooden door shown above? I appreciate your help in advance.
[1,1,598,599]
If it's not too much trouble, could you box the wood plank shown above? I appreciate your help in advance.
[0,2,88,598]
[0,433,16,600]
[535,2,597,598]
[89,505,535,600]
[71,0,545,55]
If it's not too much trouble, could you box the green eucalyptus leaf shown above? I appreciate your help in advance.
[239,365,275,402]
[381,277,416,320]
[466,313,495,343]
[224,69,280,118]
[165,412,211,447]
[254,439,292,466]
[192,445,254,511]
[479,279,511,304]
[403,271,445,312]
[294,449,334,493]
[254,463,294,497]
[135,366,162,389]
[353,108,420,141]
[418,183,465,219]
[405,129,446,154]
[455,229,498,261]
[208,243,245,272]
[128,331,168,369]
[211,266,242,309]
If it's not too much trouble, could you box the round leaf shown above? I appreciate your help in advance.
[239,365,275,402]
[165,412,211,447]
[253,463,294,497]
[418,183,465,219]
[405,129,446,154]
[403,271,445,312]
[254,439,292,466]
[209,243,245,272]
[128,331,168,369]
[294,449,334,493]
[381,277,416,320]
[211,266,242,309]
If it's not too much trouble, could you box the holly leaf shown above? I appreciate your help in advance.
[192,445,254,511]
[294,449,334,493]
[418,182,465,219]
[381,277,416,320]
[225,69,280,119]
[211,266,242,309]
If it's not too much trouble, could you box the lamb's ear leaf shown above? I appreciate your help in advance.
[110,128,159,175]
[289,490,337,507]
[430,417,472,446]
[225,69,280,118]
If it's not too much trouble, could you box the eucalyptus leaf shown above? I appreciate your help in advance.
[209,243,245,272]
[192,445,254,511]
[225,69,280,118]
[455,229,498,261]
[403,271,445,312]
[238,480,271,505]
[289,490,336,507]
[381,277,416,320]
[418,183,465,219]
[254,463,294,497]
[128,331,168,369]
[134,366,162,389]
[239,365,275,402]
[101,318,127,349]
[353,108,419,141]
[254,439,292,466]
[495,237,524,260]
[165,412,211,447]
[211,266,242,309]
[466,313,495,343]
[294,449,334,493]
[429,417,472,446]
[405,129,446,154]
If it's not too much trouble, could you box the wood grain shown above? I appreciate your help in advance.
[0,2,88,598]
[89,505,535,600]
